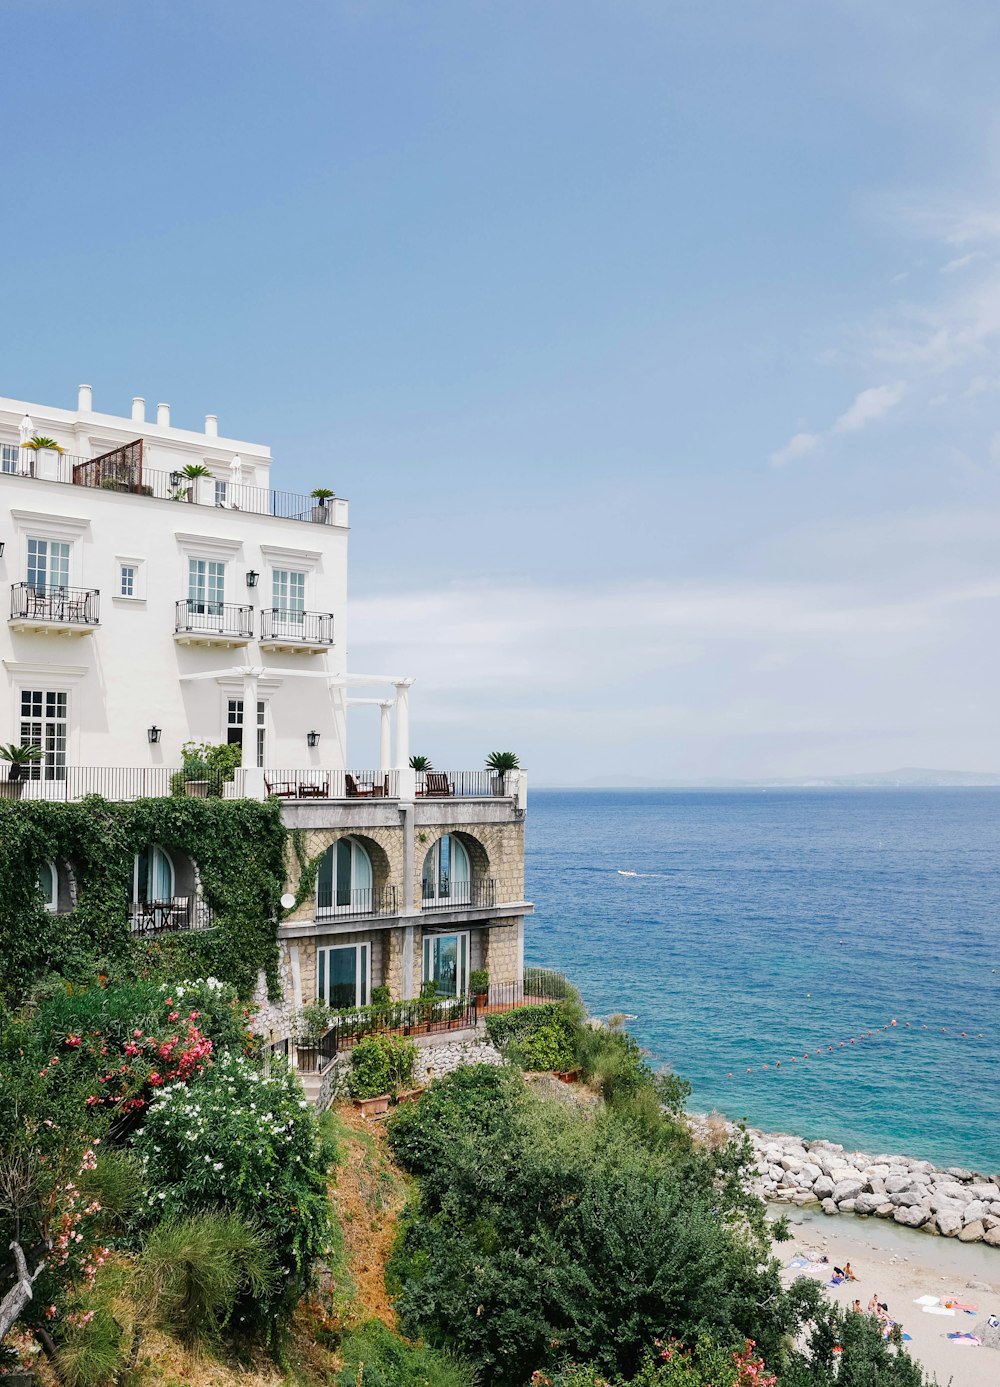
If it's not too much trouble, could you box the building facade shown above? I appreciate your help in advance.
[2,385,531,1028]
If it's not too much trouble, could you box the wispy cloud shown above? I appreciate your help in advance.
[768,382,906,467]
[940,251,984,275]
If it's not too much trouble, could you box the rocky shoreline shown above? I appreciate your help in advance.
[690,1115,1000,1246]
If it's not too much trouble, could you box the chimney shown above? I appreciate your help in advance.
[156,402,171,427]
[78,384,92,412]
[132,396,146,423]
[205,414,218,437]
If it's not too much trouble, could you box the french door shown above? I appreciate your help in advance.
[317,943,370,1008]
[422,932,469,998]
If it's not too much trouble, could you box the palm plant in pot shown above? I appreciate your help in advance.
[0,743,44,798]
[310,487,336,523]
[485,750,520,796]
[172,463,211,501]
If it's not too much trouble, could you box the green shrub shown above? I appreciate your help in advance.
[517,1020,576,1072]
[484,1001,565,1049]
[469,968,489,995]
[52,1300,127,1387]
[142,1211,276,1345]
[134,1050,333,1337]
[334,1319,475,1387]
[349,1033,417,1099]
[371,984,391,1006]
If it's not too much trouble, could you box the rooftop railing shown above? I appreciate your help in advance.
[0,441,346,527]
[415,769,517,797]
[262,769,399,799]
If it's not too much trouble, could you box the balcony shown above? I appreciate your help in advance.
[415,770,519,798]
[259,608,335,654]
[9,583,100,635]
[315,884,399,921]
[129,895,215,936]
[422,878,499,910]
[2,439,349,527]
[262,769,399,800]
[174,600,253,648]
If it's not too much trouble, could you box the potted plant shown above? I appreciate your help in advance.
[0,743,44,798]
[469,968,489,1011]
[22,434,65,480]
[310,487,336,523]
[409,755,432,771]
[173,463,211,502]
[171,741,241,798]
[485,750,520,796]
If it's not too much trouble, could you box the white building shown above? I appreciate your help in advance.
[2,385,532,1026]
[0,384,412,786]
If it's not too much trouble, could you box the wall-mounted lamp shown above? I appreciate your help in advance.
[246,570,259,588]
[147,726,161,745]
[169,471,182,488]
[306,730,320,748]
[0,541,5,558]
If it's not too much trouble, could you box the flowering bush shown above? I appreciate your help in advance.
[134,1050,334,1335]
[535,1338,776,1386]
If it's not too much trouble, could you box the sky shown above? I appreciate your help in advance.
[4,0,1000,782]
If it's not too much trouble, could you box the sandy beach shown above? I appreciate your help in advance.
[777,1206,1000,1386]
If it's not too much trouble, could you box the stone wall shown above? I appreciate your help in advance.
[411,820,524,908]
[284,824,405,924]
[250,951,297,1040]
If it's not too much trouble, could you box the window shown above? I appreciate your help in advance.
[27,538,70,593]
[421,835,471,904]
[317,943,370,1008]
[226,698,265,767]
[133,845,175,904]
[214,480,228,507]
[1,442,21,474]
[39,861,58,912]
[119,564,136,598]
[188,558,225,614]
[317,838,373,914]
[272,569,306,631]
[423,933,469,998]
[19,690,67,781]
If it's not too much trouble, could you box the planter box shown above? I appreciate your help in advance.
[395,1087,426,1105]
[354,1094,390,1116]
[474,992,488,1009]
[554,1069,581,1084]
[184,780,211,798]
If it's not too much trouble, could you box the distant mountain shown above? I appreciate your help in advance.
[540,768,1000,789]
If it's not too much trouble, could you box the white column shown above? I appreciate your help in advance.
[77,384,92,412]
[157,402,171,427]
[393,680,411,768]
[378,701,392,772]
[205,414,219,436]
[132,397,146,423]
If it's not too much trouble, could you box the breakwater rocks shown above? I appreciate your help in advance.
[690,1116,1000,1246]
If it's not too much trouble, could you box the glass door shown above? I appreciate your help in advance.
[422,932,469,998]
[19,689,68,781]
[272,569,306,634]
[317,943,370,1008]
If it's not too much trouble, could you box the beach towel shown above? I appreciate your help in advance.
[950,1302,978,1312]
[946,1333,982,1345]
[786,1257,808,1269]
[923,1306,956,1317]
[914,1296,940,1306]
[828,1276,844,1286]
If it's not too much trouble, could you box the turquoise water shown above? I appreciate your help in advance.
[523,789,1000,1172]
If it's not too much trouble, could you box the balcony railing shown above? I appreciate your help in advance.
[10,583,100,626]
[263,769,399,799]
[260,609,335,644]
[421,877,505,910]
[129,895,215,936]
[1,442,348,527]
[315,884,399,920]
[174,600,253,639]
[416,769,517,798]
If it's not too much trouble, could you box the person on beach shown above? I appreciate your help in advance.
[843,1261,858,1281]
[852,1299,862,1314]
[868,1294,880,1314]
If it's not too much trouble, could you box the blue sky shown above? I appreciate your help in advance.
[5,0,1000,780]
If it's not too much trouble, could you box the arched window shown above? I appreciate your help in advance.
[133,845,175,904]
[421,834,471,905]
[317,838,373,914]
[39,860,57,912]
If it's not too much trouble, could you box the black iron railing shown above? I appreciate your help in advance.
[128,895,215,936]
[175,600,253,638]
[300,968,573,1059]
[421,877,502,909]
[260,609,335,644]
[415,769,517,798]
[11,583,100,625]
[315,884,399,920]
[263,770,399,799]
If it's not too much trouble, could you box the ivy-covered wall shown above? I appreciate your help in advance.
[0,797,288,1005]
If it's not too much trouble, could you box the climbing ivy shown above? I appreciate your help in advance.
[284,827,325,919]
[0,796,288,1006]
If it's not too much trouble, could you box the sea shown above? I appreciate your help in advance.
[523,788,1000,1173]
